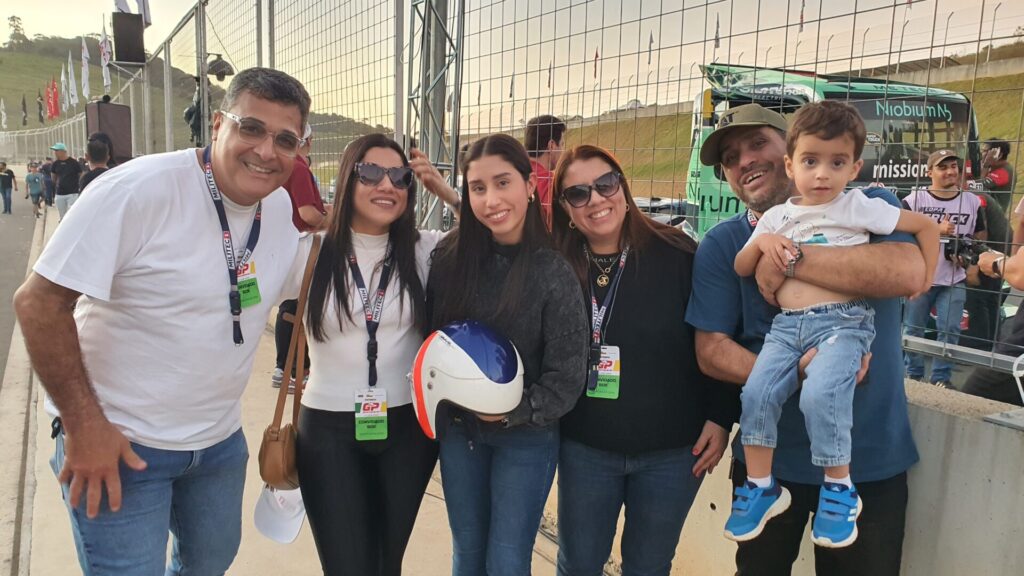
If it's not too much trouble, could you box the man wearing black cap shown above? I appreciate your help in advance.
[901,150,986,388]
[686,103,926,575]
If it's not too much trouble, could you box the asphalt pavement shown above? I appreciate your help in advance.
[0,194,38,384]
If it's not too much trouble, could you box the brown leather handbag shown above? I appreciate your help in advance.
[258,235,321,490]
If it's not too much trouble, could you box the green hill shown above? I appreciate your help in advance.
[1,36,384,157]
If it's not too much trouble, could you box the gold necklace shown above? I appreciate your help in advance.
[589,254,615,287]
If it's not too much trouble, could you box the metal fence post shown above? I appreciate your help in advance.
[256,0,263,68]
[267,0,275,69]
[164,41,174,152]
[394,0,404,146]
[142,62,152,154]
[196,3,209,146]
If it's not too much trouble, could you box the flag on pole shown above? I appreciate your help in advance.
[714,14,721,49]
[509,75,514,99]
[68,51,79,107]
[82,37,91,101]
[101,22,113,93]
[1,100,7,130]
[61,64,69,113]
[21,94,27,126]
[37,90,44,124]
[114,0,130,12]
[477,83,482,105]
[138,0,152,26]
[800,0,806,32]
[594,49,599,78]
[648,32,655,65]
[49,78,59,119]
[547,61,553,89]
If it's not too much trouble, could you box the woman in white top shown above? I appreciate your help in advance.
[293,133,449,576]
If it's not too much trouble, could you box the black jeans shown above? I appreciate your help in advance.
[296,404,439,576]
[730,459,908,576]
[963,366,1024,406]
[275,299,310,372]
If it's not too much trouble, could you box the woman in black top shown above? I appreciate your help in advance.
[550,145,738,575]
[427,134,588,576]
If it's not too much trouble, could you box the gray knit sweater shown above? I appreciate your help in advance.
[427,243,589,428]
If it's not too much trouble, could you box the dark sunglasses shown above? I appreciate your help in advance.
[354,162,415,190]
[561,171,623,208]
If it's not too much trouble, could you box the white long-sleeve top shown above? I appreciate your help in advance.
[287,229,445,412]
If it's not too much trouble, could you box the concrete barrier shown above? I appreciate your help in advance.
[543,381,1024,575]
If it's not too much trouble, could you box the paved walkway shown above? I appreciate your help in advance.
[12,208,559,575]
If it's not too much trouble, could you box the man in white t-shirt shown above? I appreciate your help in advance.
[13,68,310,575]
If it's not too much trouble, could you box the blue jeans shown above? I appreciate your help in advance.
[1,187,11,213]
[51,427,248,576]
[556,439,703,576]
[903,283,967,383]
[56,192,80,220]
[740,302,876,468]
[439,420,559,576]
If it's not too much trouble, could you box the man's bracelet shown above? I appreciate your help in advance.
[994,256,1006,278]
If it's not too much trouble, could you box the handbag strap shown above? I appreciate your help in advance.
[272,234,322,430]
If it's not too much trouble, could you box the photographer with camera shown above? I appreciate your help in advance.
[902,150,987,388]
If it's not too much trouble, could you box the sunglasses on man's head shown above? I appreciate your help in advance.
[354,162,415,190]
[561,171,622,208]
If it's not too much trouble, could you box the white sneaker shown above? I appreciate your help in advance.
[271,367,284,388]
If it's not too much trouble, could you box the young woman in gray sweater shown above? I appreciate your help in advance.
[427,134,589,576]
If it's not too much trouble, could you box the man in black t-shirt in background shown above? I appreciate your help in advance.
[79,139,111,194]
[0,161,18,214]
[50,142,82,221]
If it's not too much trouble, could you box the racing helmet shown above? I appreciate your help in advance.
[411,320,524,439]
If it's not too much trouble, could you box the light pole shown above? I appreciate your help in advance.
[794,41,801,66]
[896,20,910,74]
[988,2,1002,63]
[765,46,773,67]
[825,34,834,70]
[646,70,654,105]
[860,27,871,76]
[942,12,954,68]
[738,51,744,64]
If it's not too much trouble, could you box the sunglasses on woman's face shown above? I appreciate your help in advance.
[354,162,415,190]
[561,171,622,208]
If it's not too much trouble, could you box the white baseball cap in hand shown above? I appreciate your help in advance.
[254,484,306,544]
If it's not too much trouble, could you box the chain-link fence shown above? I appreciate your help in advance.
[2,0,1024,383]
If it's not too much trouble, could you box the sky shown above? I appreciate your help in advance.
[12,1,189,50]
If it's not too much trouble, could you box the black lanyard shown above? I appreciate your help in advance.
[586,244,630,345]
[348,243,394,388]
[202,146,262,345]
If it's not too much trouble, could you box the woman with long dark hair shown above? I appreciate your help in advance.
[427,133,589,575]
[550,145,737,575]
[291,133,453,575]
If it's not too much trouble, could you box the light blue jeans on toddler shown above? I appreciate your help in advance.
[740,301,876,468]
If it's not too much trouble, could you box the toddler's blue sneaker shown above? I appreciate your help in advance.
[724,479,792,542]
[811,482,863,548]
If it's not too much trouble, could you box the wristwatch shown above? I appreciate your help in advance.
[784,243,804,278]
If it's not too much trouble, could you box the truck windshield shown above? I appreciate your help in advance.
[849,97,974,192]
